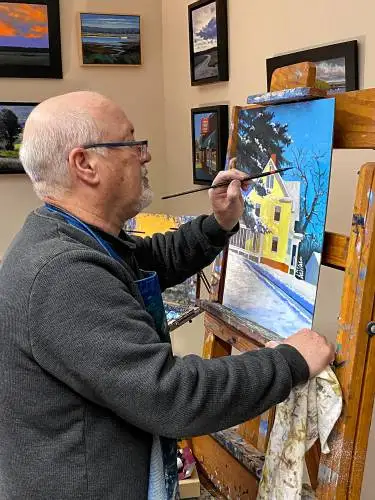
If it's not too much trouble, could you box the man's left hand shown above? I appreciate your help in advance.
[209,169,250,231]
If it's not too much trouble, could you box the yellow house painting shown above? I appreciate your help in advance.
[230,155,303,275]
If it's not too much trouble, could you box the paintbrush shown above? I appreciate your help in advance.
[161,167,293,200]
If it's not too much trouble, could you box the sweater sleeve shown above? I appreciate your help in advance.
[132,214,238,291]
[29,251,309,439]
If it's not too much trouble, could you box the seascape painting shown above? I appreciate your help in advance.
[191,1,218,81]
[0,2,49,66]
[0,102,36,174]
[221,99,335,338]
[124,213,199,327]
[79,13,141,66]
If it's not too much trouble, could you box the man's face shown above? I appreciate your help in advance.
[96,107,154,219]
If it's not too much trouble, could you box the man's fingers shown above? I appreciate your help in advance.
[226,179,242,201]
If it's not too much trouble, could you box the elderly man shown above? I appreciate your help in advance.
[0,91,334,500]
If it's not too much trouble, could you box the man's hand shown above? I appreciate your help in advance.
[266,328,335,378]
[209,169,250,231]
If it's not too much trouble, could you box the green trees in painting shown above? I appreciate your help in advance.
[0,109,21,157]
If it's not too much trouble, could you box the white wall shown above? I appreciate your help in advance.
[0,0,166,256]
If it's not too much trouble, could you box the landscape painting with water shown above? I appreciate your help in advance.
[124,213,199,329]
[0,102,36,174]
[79,13,141,65]
[221,99,335,338]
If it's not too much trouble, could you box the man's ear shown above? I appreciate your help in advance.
[68,148,100,186]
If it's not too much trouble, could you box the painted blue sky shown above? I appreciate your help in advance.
[80,13,140,32]
[194,112,214,139]
[242,98,335,241]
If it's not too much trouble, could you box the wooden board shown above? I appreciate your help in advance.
[270,62,317,91]
[316,163,375,499]
[334,89,375,149]
[191,435,259,499]
[247,87,327,106]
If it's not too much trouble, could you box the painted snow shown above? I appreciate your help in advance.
[222,99,335,338]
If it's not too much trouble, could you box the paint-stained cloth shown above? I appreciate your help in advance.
[257,367,342,499]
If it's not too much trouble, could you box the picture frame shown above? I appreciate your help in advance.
[0,0,62,79]
[0,101,38,174]
[191,104,229,185]
[78,12,142,66]
[188,0,228,86]
[266,40,358,95]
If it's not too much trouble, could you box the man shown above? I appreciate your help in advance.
[0,91,334,500]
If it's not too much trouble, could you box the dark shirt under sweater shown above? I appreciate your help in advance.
[0,206,309,499]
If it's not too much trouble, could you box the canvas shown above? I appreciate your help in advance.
[79,13,141,66]
[221,99,335,339]
[124,213,200,329]
[191,105,228,185]
[0,101,37,174]
[188,0,228,85]
[0,1,62,78]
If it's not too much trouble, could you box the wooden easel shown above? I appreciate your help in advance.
[190,63,375,499]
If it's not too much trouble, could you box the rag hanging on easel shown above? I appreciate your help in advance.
[257,367,342,500]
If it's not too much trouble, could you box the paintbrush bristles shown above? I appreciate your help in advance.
[162,167,293,200]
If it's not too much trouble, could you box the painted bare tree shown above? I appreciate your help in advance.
[290,147,330,264]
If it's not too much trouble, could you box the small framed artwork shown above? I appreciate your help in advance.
[0,0,62,78]
[266,40,358,95]
[0,101,37,174]
[78,12,141,66]
[188,0,228,86]
[191,104,228,185]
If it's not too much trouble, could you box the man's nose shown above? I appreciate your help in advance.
[142,152,151,164]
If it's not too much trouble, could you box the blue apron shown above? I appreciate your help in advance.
[45,205,178,499]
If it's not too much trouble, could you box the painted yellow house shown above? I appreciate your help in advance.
[233,155,303,275]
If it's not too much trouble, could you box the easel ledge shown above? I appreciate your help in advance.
[190,62,375,499]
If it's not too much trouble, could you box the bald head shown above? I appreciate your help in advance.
[20,91,132,199]
[24,91,129,142]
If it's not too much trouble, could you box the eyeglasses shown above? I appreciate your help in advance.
[83,140,149,160]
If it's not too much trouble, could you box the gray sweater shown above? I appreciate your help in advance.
[0,207,309,499]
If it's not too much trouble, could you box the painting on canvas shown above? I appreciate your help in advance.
[124,213,199,328]
[79,13,141,66]
[188,0,228,85]
[0,102,37,174]
[221,99,335,338]
[191,105,228,185]
[0,1,62,78]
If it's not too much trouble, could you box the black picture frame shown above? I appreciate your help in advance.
[0,101,38,174]
[191,104,228,185]
[0,0,62,79]
[188,0,228,86]
[266,40,358,95]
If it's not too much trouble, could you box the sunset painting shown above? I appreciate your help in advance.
[0,2,50,66]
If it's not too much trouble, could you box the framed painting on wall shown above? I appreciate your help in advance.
[78,12,141,66]
[0,101,37,174]
[214,99,335,339]
[191,104,228,185]
[188,0,228,86]
[266,40,358,96]
[0,0,62,78]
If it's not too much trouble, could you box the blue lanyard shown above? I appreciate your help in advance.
[45,204,123,263]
